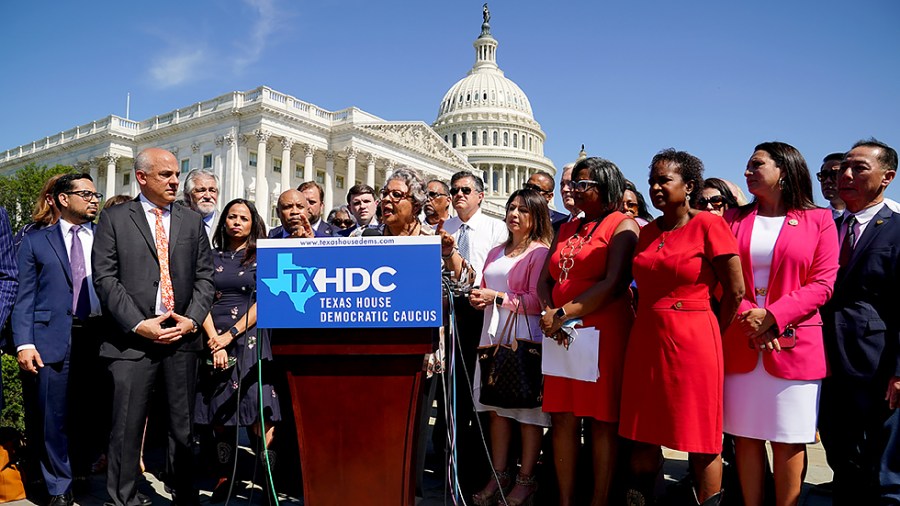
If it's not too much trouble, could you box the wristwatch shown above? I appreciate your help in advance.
[494,292,504,306]
[229,326,240,338]
[554,307,567,320]
[188,318,199,333]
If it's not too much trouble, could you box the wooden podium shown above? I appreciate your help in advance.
[271,328,433,506]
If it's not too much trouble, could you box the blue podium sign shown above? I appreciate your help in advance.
[256,236,442,328]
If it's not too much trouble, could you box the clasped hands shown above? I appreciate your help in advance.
[736,307,781,352]
[469,287,499,310]
[540,306,568,347]
[135,311,195,344]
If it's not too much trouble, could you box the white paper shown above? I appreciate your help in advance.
[541,326,600,382]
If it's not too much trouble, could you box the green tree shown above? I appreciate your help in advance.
[0,163,74,232]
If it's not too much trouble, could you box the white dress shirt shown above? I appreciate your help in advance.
[840,202,885,248]
[442,208,507,285]
[139,194,172,315]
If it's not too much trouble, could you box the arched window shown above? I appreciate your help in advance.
[483,92,487,100]
[529,136,533,151]
[483,131,488,145]
[513,133,518,148]
[461,132,467,147]
[503,132,509,146]
[452,134,457,148]
[444,135,449,143]
[492,131,498,146]
[472,131,477,146]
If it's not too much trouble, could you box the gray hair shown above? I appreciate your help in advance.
[327,205,355,224]
[385,166,427,212]
[182,168,219,204]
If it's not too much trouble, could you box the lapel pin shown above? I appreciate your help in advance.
[788,219,798,226]
[876,219,884,225]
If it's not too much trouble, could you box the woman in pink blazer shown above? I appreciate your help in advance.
[722,142,839,506]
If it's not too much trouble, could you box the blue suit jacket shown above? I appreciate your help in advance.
[12,222,77,363]
[268,220,340,238]
[822,205,900,380]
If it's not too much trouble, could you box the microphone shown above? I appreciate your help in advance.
[361,227,382,237]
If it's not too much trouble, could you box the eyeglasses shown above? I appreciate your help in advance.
[523,183,552,195]
[331,219,355,228]
[449,186,476,196]
[571,180,599,192]
[64,190,103,201]
[191,187,218,195]
[623,202,639,211]
[696,195,727,209]
[426,191,449,200]
[380,189,411,202]
[816,169,839,182]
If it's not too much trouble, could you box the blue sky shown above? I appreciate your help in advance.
[2,0,898,206]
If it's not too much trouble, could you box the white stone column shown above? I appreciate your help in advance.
[214,136,226,194]
[223,133,237,203]
[487,164,494,195]
[280,137,293,197]
[366,153,376,188]
[254,129,271,219]
[103,154,119,200]
[126,159,138,195]
[513,166,520,191]
[502,165,508,195]
[324,151,335,212]
[303,145,315,183]
[383,160,396,186]
[345,147,358,200]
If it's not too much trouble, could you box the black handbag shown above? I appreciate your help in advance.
[477,295,543,409]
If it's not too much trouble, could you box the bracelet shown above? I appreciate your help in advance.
[441,248,457,260]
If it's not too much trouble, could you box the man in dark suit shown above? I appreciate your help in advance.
[297,181,339,237]
[820,138,900,504]
[0,205,16,409]
[13,174,102,506]
[93,147,214,506]
[268,189,314,239]
[524,170,568,230]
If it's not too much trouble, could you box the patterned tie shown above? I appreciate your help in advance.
[457,223,471,262]
[151,208,175,311]
[838,215,857,268]
[69,225,90,320]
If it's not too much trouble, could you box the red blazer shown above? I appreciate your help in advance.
[722,206,839,380]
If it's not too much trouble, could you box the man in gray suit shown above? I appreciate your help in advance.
[93,147,214,506]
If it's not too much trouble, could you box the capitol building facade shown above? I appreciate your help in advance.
[0,7,553,226]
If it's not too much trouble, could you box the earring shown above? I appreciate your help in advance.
[779,178,785,189]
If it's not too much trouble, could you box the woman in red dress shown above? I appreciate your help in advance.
[618,149,745,506]
[538,157,640,506]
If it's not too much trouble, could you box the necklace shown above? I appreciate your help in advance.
[557,217,604,283]
[655,215,691,251]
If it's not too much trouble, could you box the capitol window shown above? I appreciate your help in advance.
[202,154,212,169]
[295,163,303,179]
[513,133,517,148]
[452,134,457,148]
[461,132,467,147]
[503,132,509,146]
[316,170,325,185]
[273,157,282,173]
[180,159,190,172]
[123,173,130,186]
[249,152,258,167]
[483,131,488,145]
[472,131,477,146]
[492,131,498,146]
[336,175,345,189]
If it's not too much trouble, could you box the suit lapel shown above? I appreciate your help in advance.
[767,209,799,294]
[46,224,73,285]
[169,205,183,259]
[129,200,158,260]
[841,205,893,278]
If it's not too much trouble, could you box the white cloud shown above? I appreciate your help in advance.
[149,49,206,88]
[233,0,280,73]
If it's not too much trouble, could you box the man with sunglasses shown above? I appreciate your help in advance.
[422,179,452,231]
[818,152,847,220]
[525,171,568,230]
[439,170,506,489]
[13,173,104,506]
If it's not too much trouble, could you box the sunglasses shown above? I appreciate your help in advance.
[816,169,839,182]
[696,195,727,209]
[380,189,411,202]
[449,186,476,196]
[571,180,599,192]
[426,191,449,200]
[331,219,355,228]
[522,183,551,195]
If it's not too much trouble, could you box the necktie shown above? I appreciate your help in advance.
[838,215,857,268]
[457,223,471,262]
[69,225,90,320]
[151,208,175,311]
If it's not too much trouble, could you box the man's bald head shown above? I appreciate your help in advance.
[277,189,308,234]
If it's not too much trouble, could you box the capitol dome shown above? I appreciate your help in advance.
[432,5,555,208]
